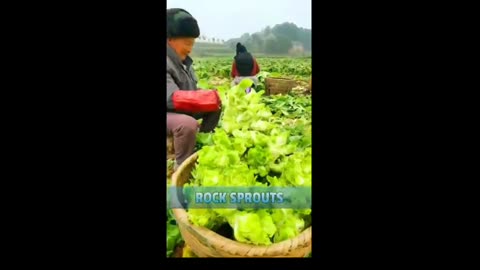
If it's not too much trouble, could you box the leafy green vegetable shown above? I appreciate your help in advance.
[270,209,306,242]
[226,210,277,246]
[167,210,183,257]
[187,79,311,247]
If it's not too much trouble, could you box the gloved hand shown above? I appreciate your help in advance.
[172,90,221,113]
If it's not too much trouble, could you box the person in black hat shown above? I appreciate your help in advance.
[235,42,243,56]
[231,43,260,87]
[166,8,221,170]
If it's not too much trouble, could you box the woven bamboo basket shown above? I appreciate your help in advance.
[265,77,297,95]
[167,135,176,178]
[171,152,312,258]
[167,135,175,160]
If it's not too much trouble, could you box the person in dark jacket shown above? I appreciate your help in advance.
[166,8,222,170]
[231,43,260,87]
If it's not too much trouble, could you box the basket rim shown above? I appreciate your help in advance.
[170,152,312,254]
[265,77,296,82]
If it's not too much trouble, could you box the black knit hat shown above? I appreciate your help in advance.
[236,43,247,55]
[167,8,200,38]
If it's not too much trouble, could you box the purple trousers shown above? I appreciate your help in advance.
[167,111,221,166]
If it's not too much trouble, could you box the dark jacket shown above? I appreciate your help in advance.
[166,43,198,111]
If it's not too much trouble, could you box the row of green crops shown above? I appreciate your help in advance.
[193,57,311,82]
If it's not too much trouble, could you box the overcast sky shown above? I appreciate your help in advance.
[167,0,311,40]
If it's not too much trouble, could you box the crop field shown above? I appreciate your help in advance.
[167,57,312,258]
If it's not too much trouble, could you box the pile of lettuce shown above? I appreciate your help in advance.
[167,209,183,257]
[186,79,312,246]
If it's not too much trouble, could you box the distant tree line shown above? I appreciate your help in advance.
[196,35,226,43]
[225,22,311,55]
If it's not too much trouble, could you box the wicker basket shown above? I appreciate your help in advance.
[167,135,175,160]
[265,77,297,95]
[171,153,312,258]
